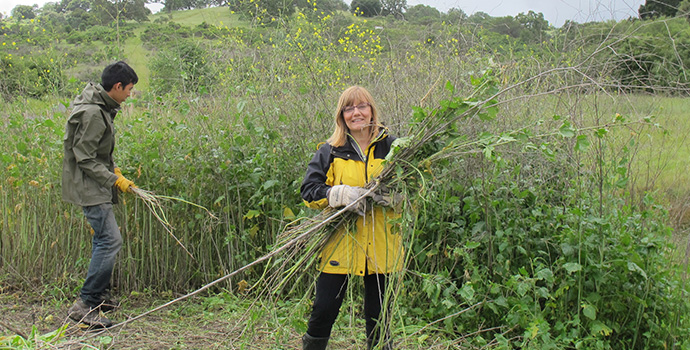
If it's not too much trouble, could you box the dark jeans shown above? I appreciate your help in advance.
[80,203,122,307]
[306,272,388,343]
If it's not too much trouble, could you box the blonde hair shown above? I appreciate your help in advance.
[326,86,382,147]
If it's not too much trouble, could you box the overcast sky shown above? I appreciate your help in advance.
[1,0,645,27]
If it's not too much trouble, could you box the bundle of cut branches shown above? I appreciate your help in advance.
[130,187,218,262]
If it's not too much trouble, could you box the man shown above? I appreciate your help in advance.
[62,61,138,328]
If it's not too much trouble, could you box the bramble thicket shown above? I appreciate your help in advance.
[1,0,690,348]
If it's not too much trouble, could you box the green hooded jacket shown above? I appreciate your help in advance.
[62,83,121,207]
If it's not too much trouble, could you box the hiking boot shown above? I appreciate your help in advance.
[98,292,120,312]
[68,299,113,328]
[302,333,329,350]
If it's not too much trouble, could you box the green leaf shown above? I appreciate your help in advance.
[483,105,499,120]
[386,136,412,161]
[445,80,455,94]
[97,336,113,345]
[536,268,554,282]
[582,303,597,320]
[575,135,590,152]
[483,145,494,159]
[591,321,612,336]
[595,128,608,138]
[292,318,307,334]
[517,281,530,296]
[411,107,427,123]
[563,262,582,273]
[459,284,475,303]
[559,121,575,138]
[627,262,648,280]
[540,143,555,159]
[16,142,28,154]
[243,209,261,220]
[263,179,279,190]
[615,177,629,188]
[464,241,481,249]
[237,99,247,113]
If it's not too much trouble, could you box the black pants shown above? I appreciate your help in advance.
[306,272,388,342]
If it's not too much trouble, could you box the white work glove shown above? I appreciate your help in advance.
[327,185,369,216]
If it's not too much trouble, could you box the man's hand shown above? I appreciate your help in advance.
[114,167,136,193]
[327,185,369,216]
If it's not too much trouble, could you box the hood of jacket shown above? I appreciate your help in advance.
[73,83,121,117]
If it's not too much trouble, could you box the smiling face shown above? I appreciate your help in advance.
[327,86,381,147]
[342,101,372,133]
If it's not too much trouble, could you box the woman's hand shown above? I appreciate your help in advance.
[327,185,369,216]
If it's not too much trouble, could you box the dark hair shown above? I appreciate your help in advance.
[101,61,138,92]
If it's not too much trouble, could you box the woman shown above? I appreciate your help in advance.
[300,86,402,350]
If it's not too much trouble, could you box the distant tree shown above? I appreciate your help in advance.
[295,0,347,14]
[380,0,405,19]
[491,16,521,37]
[467,11,491,24]
[41,1,62,13]
[638,0,681,19]
[38,3,68,30]
[111,0,151,21]
[350,0,381,17]
[78,0,151,24]
[443,7,467,24]
[404,4,439,24]
[66,8,95,29]
[12,4,38,20]
[229,0,295,24]
[516,10,548,42]
[163,0,206,11]
[65,0,91,12]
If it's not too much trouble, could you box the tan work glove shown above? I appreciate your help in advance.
[114,167,136,193]
[327,185,369,216]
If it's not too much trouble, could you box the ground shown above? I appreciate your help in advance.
[0,285,304,349]
[0,281,377,349]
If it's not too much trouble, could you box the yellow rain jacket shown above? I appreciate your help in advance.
[300,130,403,275]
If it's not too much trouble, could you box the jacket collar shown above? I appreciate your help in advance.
[341,128,389,162]
[97,84,121,119]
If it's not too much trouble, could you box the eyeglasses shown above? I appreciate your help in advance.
[342,103,370,115]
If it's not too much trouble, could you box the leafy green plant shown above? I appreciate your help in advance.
[0,324,68,349]
[149,39,219,95]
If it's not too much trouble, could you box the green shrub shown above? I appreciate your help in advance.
[0,54,64,98]
[350,0,380,17]
[149,39,219,94]
[228,0,296,25]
